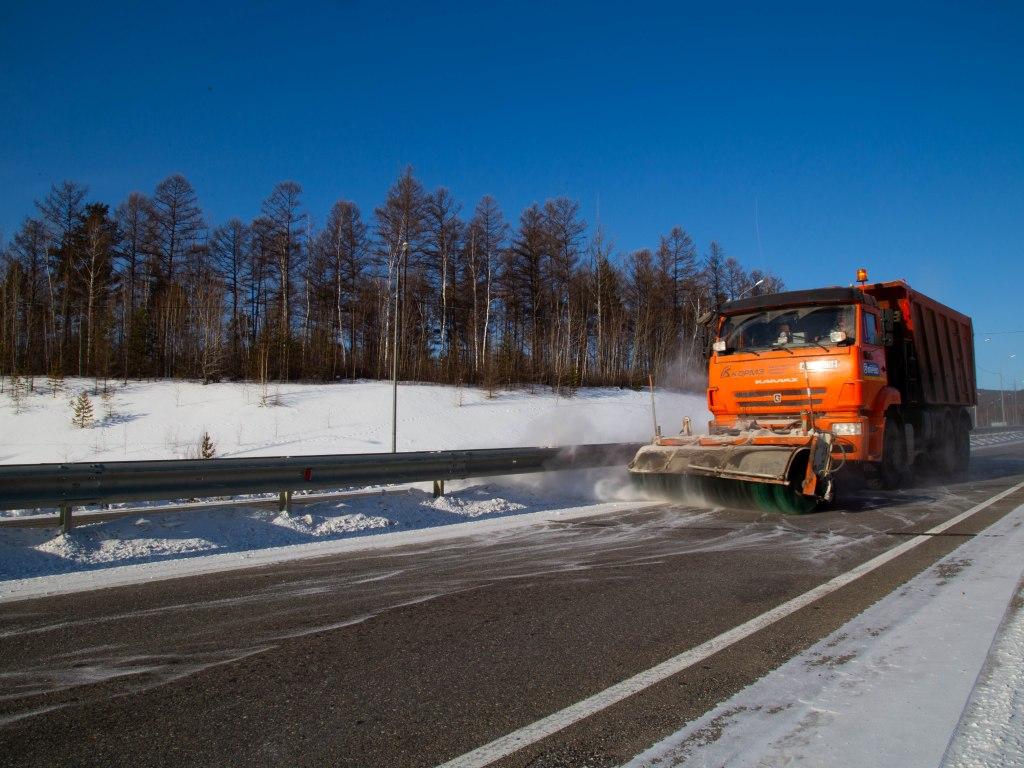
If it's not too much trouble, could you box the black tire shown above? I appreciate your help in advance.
[952,414,971,478]
[879,416,909,490]
[934,414,958,475]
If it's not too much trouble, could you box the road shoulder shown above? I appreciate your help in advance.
[623,502,1024,768]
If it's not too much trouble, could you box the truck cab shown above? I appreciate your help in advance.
[708,286,889,464]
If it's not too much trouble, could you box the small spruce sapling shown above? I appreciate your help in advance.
[100,387,115,422]
[71,391,95,428]
[8,375,27,414]
[47,367,64,398]
[200,431,216,459]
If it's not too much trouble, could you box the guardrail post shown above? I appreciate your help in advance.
[59,503,73,533]
[433,480,445,498]
[279,491,292,513]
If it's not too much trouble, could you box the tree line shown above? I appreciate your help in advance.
[0,168,783,391]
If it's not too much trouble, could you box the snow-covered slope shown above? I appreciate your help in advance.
[0,379,708,464]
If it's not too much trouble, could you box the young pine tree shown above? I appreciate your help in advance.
[47,367,64,398]
[200,431,216,459]
[8,375,27,414]
[100,386,116,422]
[71,391,95,428]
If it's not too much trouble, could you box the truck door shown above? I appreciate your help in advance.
[861,308,888,393]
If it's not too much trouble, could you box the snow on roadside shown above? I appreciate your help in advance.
[0,477,621,582]
[0,379,707,467]
[623,503,1024,768]
[0,494,650,604]
[942,580,1024,767]
[0,380,702,589]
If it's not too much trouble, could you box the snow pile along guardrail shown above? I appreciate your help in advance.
[0,443,644,530]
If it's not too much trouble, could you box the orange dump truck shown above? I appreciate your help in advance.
[629,272,977,512]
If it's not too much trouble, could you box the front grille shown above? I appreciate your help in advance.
[737,397,824,407]
[733,388,826,398]
[734,386,826,409]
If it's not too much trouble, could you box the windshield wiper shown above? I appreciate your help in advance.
[774,342,795,355]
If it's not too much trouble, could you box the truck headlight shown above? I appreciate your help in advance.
[831,422,862,435]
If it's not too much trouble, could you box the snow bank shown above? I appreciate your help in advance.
[942,579,1024,767]
[0,493,647,602]
[0,482,603,581]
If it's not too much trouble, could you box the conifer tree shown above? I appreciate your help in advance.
[100,385,115,421]
[71,390,94,428]
[200,431,216,459]
[8,375,27,413]
[47,366,64,398]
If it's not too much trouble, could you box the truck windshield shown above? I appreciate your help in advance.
[718,304,856,353]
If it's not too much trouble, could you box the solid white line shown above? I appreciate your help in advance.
[437,479,1024,768]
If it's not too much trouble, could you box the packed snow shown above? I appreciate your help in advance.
[0,379,707,587]
[623,502,1024,768]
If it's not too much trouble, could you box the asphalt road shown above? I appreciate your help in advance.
[2,442,1024,768]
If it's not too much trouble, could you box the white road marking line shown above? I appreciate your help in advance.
[437,480,1024,768]
[971,431,1024,447]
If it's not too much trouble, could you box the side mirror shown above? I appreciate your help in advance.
[881,308,899,347]
[697,310,714,326]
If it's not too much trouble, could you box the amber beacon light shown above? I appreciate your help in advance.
[856,268,868,284]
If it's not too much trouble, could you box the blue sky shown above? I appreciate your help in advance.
[1,1,1022,386]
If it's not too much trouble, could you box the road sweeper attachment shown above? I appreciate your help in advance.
[628,428,837,514]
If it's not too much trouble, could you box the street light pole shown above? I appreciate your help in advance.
[1011,354,1019,426]
[391,241,407,453]
[999,371,1006,425]
[737,278,765,301]
[1014,377,1020,426]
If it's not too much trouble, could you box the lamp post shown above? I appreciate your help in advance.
[981,340,1011,426]
[1014,377,1019,426]
[737,278,765,301]
[391,241,407,453]
[998,371,1006,425]
[1010,354,1018,426]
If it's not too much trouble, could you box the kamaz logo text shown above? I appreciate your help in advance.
[720,366,765,378]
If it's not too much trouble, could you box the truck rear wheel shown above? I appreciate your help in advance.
[933,414,958,475]
[952,414,971,477]
[879,416,909,490]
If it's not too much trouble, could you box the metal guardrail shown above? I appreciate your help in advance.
[0,443,643,531]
